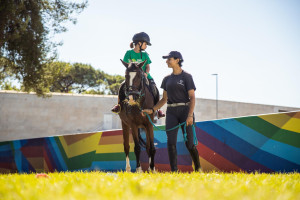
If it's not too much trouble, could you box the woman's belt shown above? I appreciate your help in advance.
[167,102,190,107]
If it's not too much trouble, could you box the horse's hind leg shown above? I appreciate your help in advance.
[145,125,156,172]
[122,122,131,172]
[132,127,142,173]
[148,142,156,172]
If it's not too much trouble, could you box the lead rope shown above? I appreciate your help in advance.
[144,113,198,146]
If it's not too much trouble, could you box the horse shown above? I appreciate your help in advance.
[118,59,156,172]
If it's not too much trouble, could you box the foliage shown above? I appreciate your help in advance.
[70,63,100,93]
[0,81,20,91]
[46,61,73,93]
[0,60,124,95]
[45,61,123,94]
[104,74,124,95]
[0,171,299,200]
[0,0,87,95]
[81,89,105,95]
[0,57,16,87]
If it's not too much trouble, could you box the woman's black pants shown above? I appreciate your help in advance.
[166,106,201,172]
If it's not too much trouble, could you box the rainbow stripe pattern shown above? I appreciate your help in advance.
[0,111,299,173]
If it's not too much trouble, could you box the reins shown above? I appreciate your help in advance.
[144,113,198,146]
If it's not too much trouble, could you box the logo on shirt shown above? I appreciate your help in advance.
[177,80,184,86]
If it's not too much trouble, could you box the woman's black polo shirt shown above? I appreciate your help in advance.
[161,70,196,104]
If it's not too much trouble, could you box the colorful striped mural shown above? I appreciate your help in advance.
[0,111,299,173]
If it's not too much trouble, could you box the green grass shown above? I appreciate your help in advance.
[0,172,299,200]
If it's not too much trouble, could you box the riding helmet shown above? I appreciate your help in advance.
[132,32,151,46]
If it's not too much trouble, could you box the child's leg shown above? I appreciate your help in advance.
[148,79,165,118]
[148,79,159,104]
[111,81,125,113]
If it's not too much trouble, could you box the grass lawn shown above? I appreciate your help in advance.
[0,171,299,200]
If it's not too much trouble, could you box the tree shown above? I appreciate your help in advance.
[46,61,113,94]
[104,74,124,95]
[0,57,15,86]
[70,63,99,93]
[1,59,125,95]
[0,0,87,95]
[46,61,73,93]
[0,81,20,91]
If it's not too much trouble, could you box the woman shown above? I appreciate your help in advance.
[111,32,164,118]
[142,51,201,172]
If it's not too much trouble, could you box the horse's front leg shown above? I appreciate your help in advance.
[132,127,142,173]
[145,122,156,172]
[122,121,131,172]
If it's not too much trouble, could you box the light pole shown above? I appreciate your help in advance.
[212,74,218,119]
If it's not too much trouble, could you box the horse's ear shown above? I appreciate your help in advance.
[138,59,147,68]
[120,59,129,68]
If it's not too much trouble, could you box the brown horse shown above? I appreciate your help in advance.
[118,59,156,172]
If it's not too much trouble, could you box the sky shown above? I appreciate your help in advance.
[54,0,300,108]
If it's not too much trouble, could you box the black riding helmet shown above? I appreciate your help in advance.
[132,32,152,46]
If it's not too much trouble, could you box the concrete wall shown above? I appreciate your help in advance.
[0,91,120,141]
[0,90,299,142]
[194,98,298,121]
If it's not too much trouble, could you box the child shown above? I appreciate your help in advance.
[111,32,165,118]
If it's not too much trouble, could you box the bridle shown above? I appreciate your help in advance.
[124,66,146,102]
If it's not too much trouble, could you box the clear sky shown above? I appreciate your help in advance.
[54,0,300,108]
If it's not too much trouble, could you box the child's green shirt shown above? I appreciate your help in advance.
[123,50,153,80]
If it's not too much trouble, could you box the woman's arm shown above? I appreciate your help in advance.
[142,90,167,114]
[186,89,195,126]
[153,90,167,111]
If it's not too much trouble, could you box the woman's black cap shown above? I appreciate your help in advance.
[162,51,183,61]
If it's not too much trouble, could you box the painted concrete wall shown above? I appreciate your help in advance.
[0,90,299,142]
[1,111,299,173]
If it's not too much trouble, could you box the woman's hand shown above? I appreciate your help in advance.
[186,115,193,126]
[141,109,153,116]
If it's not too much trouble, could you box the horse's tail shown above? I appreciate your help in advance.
[138,128,147,149]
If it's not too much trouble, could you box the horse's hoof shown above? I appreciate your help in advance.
[197,168,204,173]
[126,167,131,172]
[148,167,156,173]
[136,167,143,173]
